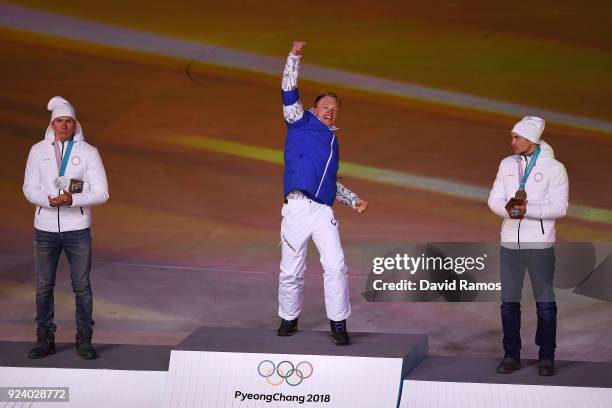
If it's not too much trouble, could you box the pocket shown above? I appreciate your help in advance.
[37,206,56,220]
[34,228,56,245]
[281,199,304,219]
[281,200,308,233]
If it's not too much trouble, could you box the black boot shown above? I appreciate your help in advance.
[496,357,521,374]
[277,318,298,336]
[330,319,350,346]
[75,327,98,360]
[538,359,555,376]
[28,327,56,359]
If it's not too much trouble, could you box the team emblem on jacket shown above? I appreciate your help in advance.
[331,219,337,226]
[72,156,81,165]
[534,172,543,182]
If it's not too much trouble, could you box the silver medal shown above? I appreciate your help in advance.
[55,176,69,190]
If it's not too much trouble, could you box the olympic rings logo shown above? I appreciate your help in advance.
[257,360,314,386]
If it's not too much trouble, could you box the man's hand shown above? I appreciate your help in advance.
[48,190,73,207]
[354,198,369,214]
[61,190,73,206]
[291,41,306,56]
[48,195,60,207]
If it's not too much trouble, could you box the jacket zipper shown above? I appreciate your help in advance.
[517,219,522,250]
[315,134,335,198]
[80,207,84,215]
[516,156,526,249]
[540,219,544,235]
[37,206,42,215]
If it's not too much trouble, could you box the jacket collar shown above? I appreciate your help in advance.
[44,123,84,145]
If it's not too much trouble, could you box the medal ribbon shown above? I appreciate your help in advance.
[517,145,541,191]
[58,139,75,177]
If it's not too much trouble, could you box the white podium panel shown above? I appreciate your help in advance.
[0,341,172,408]
[0,366,166,408]
[400,380,612,408]
[163,350,404,408]
[401,356,612,408]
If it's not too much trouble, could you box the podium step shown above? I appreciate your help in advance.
[177,326,428,375]
[164,327,429,407]
[0,340,171,371]
[406,356,612,388]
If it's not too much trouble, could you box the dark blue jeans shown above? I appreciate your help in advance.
[34,228,94,332]
[500,246,557,361]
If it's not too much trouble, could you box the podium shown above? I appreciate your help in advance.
[400,356,612,408]
[3,330,611,407]
[0,341,169,407]
[162,327,428,408]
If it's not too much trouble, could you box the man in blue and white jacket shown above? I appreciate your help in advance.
[278,41,368,345]
[23,97,109,360]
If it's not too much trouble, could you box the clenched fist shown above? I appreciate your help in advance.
[291,41,306,56]
[355,198,369,214]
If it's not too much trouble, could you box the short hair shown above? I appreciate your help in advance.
[314,92,341,107]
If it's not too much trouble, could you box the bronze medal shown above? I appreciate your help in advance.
[505,189,527,219]
[69,178,84,194]
[514,189,527,201]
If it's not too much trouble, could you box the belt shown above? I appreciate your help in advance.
[284,190,307,203]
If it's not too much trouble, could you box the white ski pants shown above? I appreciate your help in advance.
[278,197,351,321]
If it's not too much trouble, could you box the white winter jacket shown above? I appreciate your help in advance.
[23,124,109,233]
[488,140,568,248]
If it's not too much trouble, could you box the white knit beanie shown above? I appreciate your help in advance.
[48,96,76,122]
[512,116,545,144]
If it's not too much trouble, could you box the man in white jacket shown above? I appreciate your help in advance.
[23,97,109,360]
[488,116,568,376]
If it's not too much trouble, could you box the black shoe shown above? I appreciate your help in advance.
[538,360,555,376]
[75,327,98,360]
[496,357,521,374]
[330,319,350,346]
[277,318,298,336]
[28,327,56,359]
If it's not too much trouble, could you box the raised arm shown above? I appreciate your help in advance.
[281,41,305,124]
